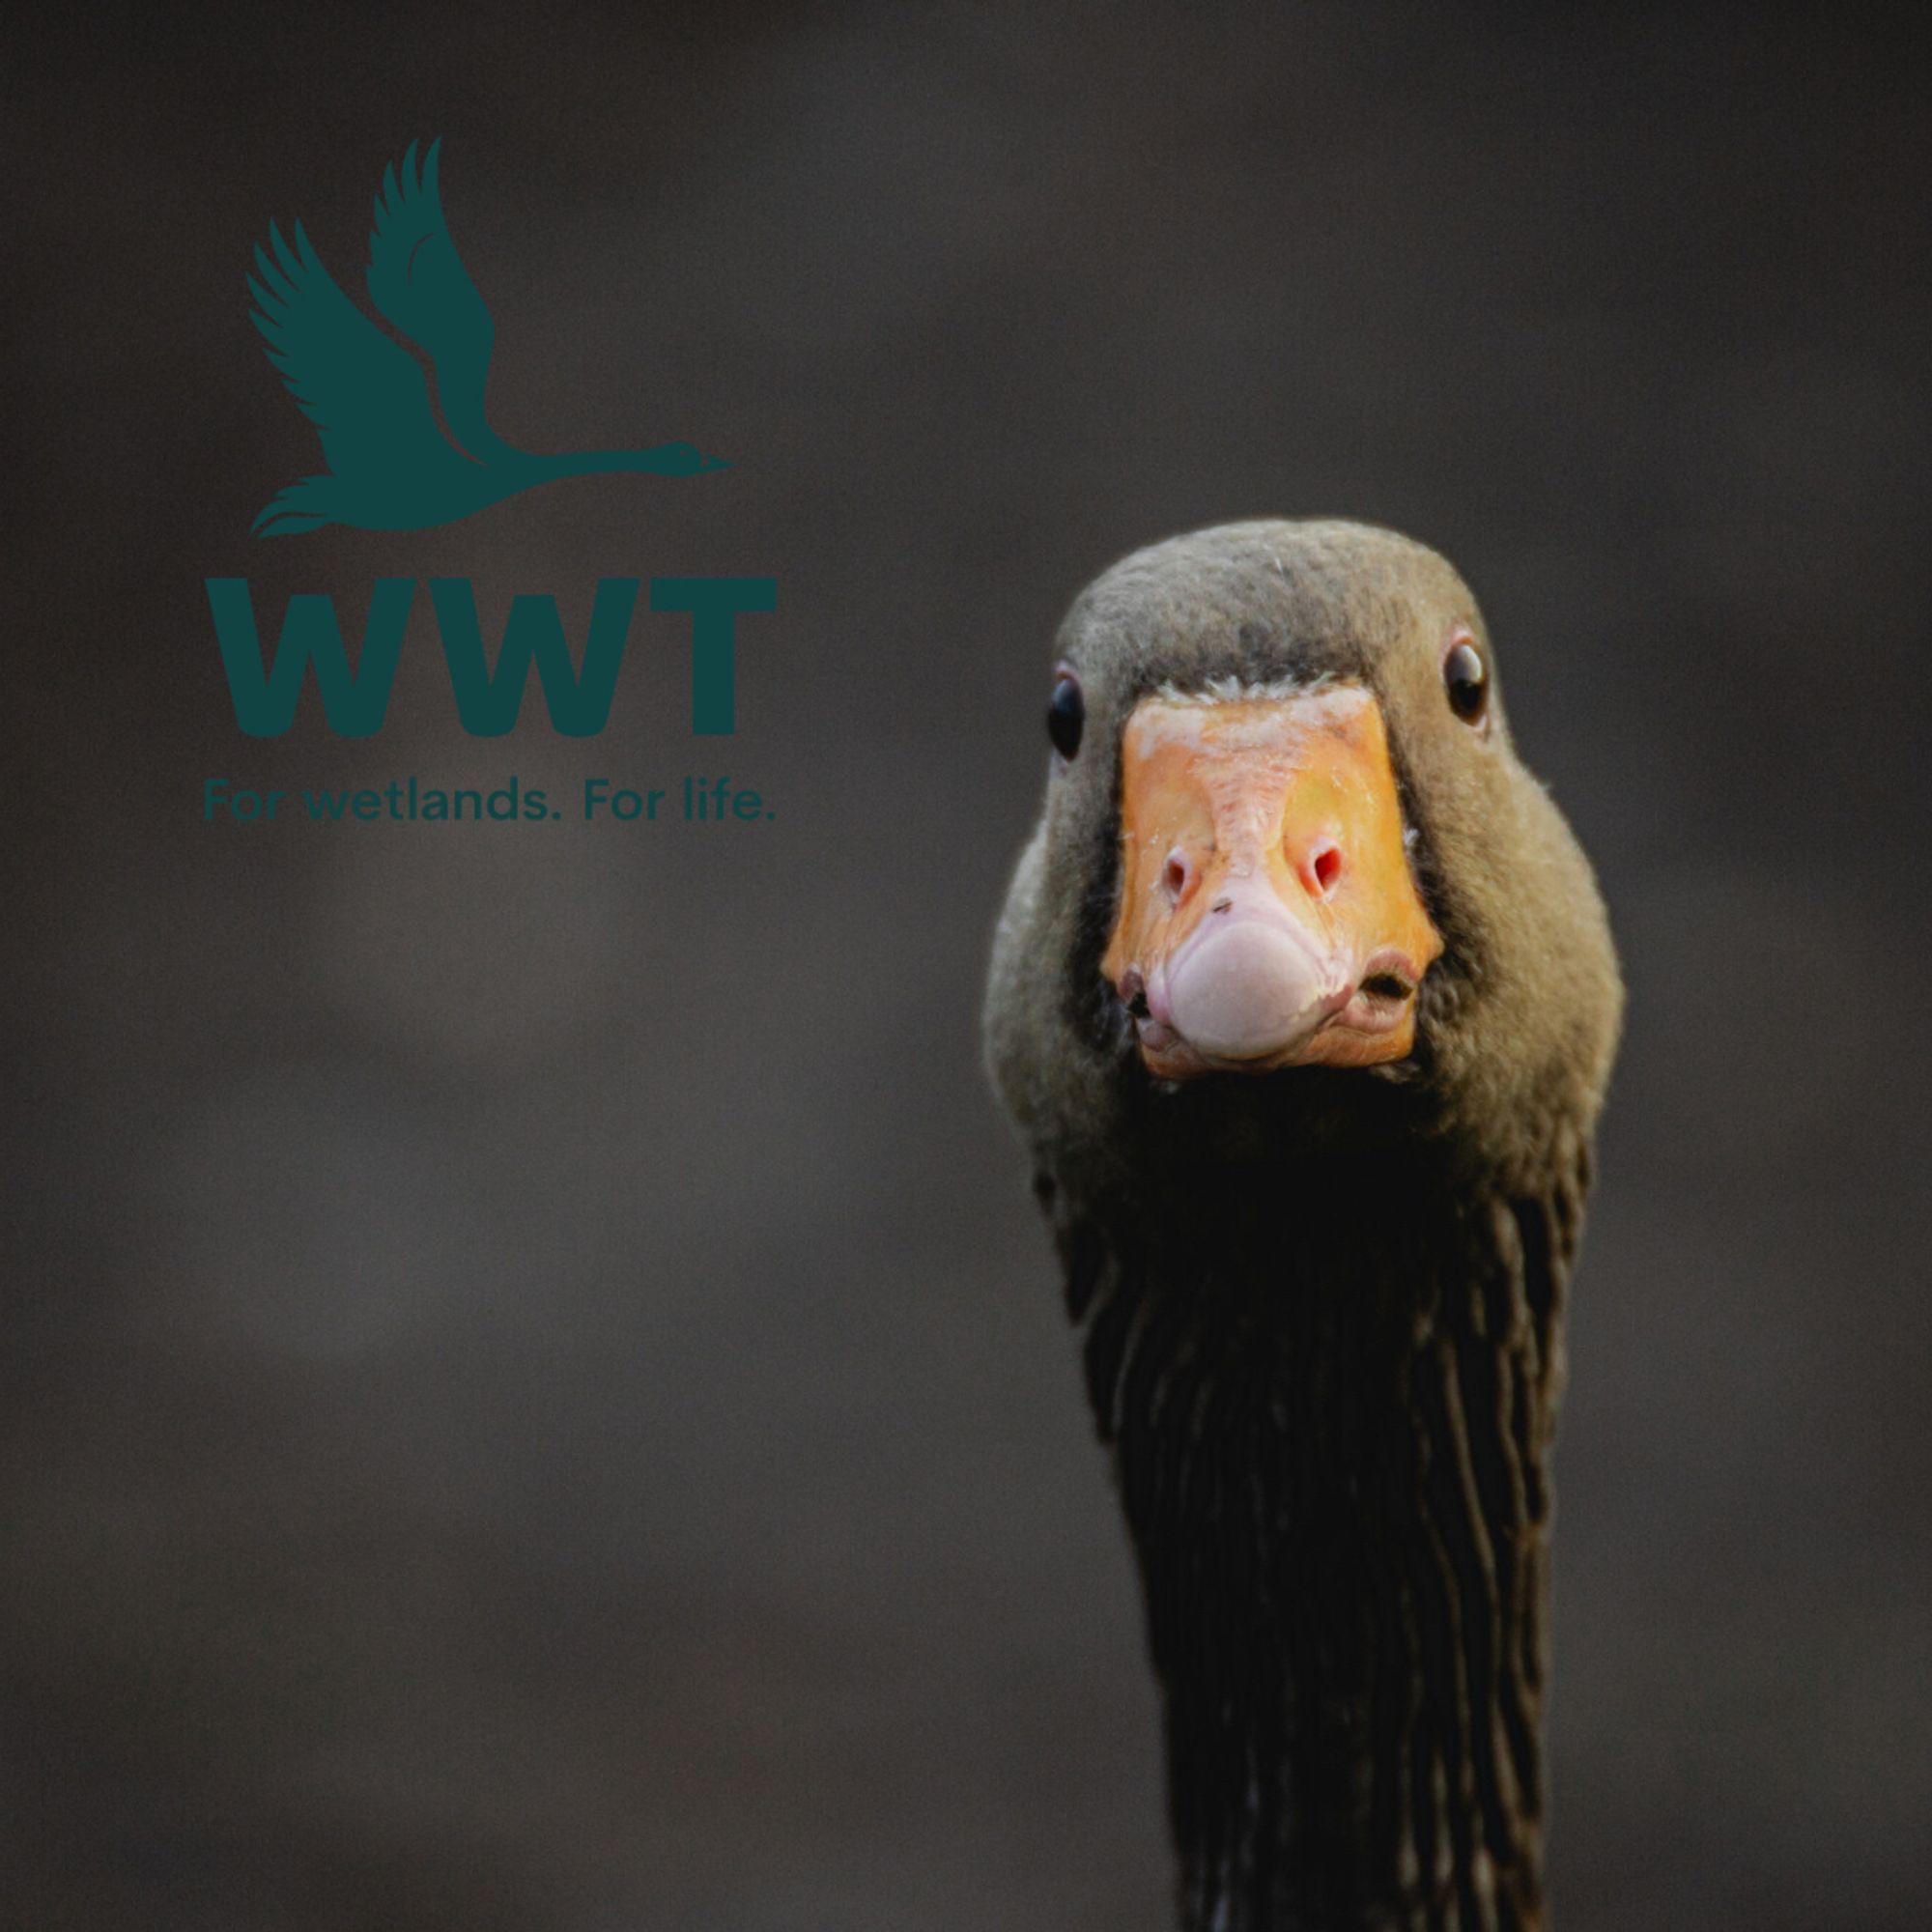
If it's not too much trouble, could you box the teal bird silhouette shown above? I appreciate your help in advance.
[248,140,728,535]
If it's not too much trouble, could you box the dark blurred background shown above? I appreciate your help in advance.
[5,6,1928,1927]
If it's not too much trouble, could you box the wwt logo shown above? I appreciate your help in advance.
[215,144,772,747]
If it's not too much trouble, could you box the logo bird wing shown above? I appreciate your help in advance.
[248,218,454,486]
[364,139,510,464]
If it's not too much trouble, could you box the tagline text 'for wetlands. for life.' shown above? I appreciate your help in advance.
[200,777,776,825]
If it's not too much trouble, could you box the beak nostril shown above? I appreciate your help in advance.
[1309,842,1343,897]
[1160,849,1197,906]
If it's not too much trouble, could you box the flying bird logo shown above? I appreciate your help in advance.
[247,141,729,535]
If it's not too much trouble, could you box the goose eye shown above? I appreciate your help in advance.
[1047,670,1085,759]
[1443,638,1489,725]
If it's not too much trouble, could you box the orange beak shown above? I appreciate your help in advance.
[1101,687,1443,1078]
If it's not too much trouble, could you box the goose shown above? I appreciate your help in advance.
[247,140,727,535]
[984,521,1622,1932]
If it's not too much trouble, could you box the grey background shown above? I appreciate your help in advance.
[5,6,1928,1927]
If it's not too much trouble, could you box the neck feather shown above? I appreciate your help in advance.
[1059,1144,1587,1932]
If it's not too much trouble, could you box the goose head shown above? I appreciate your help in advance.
[987,519,1621,1200]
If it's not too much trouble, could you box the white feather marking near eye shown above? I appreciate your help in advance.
[1150,671,1343,706]
[1128,680,1372,758]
